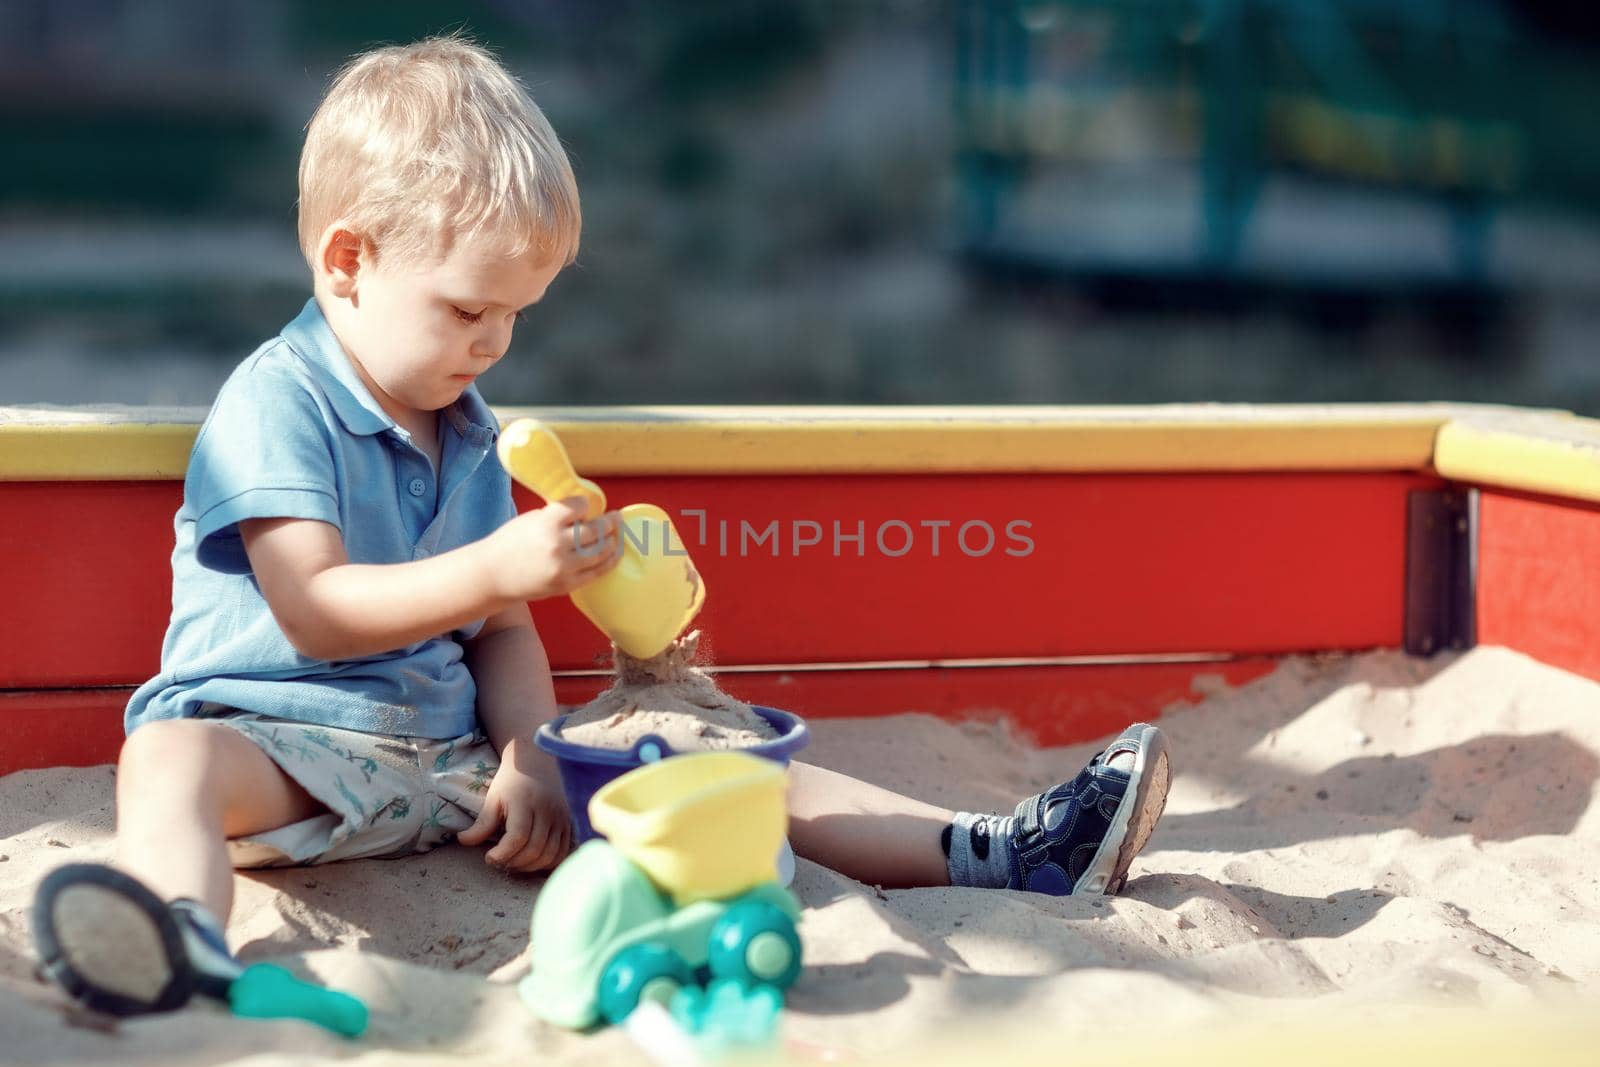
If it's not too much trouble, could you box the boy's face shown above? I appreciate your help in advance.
[327,234,562,430]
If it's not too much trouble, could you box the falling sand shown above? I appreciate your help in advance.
[559,631,778,751]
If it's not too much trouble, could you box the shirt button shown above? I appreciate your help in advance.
[408,478,427,497]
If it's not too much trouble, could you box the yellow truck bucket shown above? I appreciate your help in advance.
[588,752,788,906]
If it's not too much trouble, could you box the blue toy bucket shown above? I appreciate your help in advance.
[534,705,809,843]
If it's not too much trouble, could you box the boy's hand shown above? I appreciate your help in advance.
[485,497,623,602]
[456,755,573,873]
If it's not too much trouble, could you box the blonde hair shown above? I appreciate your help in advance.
[298,35,580,269]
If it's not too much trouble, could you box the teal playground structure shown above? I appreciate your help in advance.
[953,0,1600,287]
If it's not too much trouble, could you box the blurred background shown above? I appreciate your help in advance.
[3,0,1599,411]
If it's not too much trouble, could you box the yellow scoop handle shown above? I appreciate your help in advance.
[497,418,607,519]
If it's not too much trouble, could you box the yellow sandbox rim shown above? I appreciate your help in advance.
[502,403,1451,474]
[5,402,1600,506]
[1432,408,1600,505]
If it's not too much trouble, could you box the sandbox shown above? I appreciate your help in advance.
[1,402,1596,1064]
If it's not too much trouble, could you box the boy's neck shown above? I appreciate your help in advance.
[311,290,435,441]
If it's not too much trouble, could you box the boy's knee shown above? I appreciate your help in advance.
[119,719,230,784]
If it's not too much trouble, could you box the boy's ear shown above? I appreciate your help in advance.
[318,225,367,298]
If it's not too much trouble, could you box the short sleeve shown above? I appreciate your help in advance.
[187,355,342,574]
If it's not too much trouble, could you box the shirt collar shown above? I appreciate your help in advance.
[444,383,500,451]
[280,297,500,447]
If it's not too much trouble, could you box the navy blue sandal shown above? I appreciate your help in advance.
[1008,723,1172,896]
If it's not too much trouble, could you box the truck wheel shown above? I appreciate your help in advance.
[597,943,694,1025]
[708,901,802,990]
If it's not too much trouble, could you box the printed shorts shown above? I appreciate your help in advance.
[204,712,500,869]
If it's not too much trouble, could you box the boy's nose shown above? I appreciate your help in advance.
[471,329,510,362]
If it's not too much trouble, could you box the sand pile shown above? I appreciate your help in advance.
[559,631,778,751]
[1,645,1596,1065]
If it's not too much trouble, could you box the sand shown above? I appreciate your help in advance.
[1,645,1596,1064]
[558,704,777,752]
[560,633,778,752]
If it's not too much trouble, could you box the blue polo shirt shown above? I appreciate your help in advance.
[125,298,517,739]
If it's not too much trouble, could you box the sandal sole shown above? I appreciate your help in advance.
[1072,725,1171,896]
[33,864,196,1016]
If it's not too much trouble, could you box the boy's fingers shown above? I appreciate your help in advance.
[572,518,611,552]
[486,805,532,866]
[508,819,557,873]
[562,511,623,561]
[505,825,556,870]
[571,531,615,566]
[546,816,571,863]
[456,800,499,847]
[547,496,588,525]
[574,538,623,578]
[538,816,571,869]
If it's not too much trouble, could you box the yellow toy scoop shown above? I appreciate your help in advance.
[498,418,706,659]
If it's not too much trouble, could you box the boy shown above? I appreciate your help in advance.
[33,37,1172,1018]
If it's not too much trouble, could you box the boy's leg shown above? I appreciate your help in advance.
[786,761,954,889]
[115,718,329,921]
[786,723,1171,896]
[33,719,328,1015]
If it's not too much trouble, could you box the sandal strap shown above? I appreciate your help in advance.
[1007,741,1134,889]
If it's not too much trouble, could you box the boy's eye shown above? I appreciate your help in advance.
[451,306,484,324]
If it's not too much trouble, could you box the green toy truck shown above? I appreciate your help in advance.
[519,752,804,1030]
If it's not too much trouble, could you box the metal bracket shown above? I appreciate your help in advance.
[1404,487,1478,656]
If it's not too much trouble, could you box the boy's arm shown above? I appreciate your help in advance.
[238,502,616,663]
[462,600,564,776]
[457,601,572,870]
[240,516,514,661]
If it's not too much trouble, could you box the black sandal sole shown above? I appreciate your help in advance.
[33,864,197,1017]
